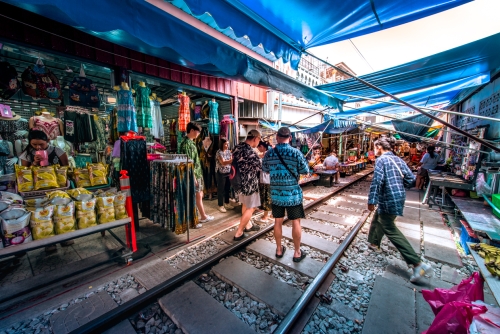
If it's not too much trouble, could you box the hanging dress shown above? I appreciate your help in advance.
[150,100,164,139]
[134,85,152,128]
[117,89,138,133]
[177,94,190,132]
[208,100,219,135]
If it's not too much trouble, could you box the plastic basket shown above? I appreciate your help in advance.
[17,181,70,198]
[70,177,112,191]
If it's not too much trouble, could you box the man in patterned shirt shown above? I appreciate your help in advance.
[367,136,432,283]
[233,129,262,240]
[263,127,309,262]
[179,122,214,227]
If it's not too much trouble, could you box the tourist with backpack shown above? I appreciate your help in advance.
[262,127,309,262]
[231,129,262,240]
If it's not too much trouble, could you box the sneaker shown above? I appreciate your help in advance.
[410,263,433,283]
[224,204,235,210]
[368,244,382,253]
[199,215,215,223]
[196,223,203,229]
[218,206,227,213]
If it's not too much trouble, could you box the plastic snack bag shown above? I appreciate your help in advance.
[28,205,55,240]
[54,201,76,234]
[67,188,93,201]
[15,165,33,192]
[74,168,92,188]
[0,192,23,205]
[1,212,32,247]
[88,163,107,187]
[25,197,51,208]
[0,206,28,220]
[114,191,128,219]
[54,165,69,188]
[75,198,97,229]
[33,166,58,190]
[96,195,115,223]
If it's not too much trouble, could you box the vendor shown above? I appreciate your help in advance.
[20,129,69,167]
[416,145,440,190]
[309,146,322,166]
[323,150,340,184]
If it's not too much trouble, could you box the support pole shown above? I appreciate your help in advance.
[305,52,500,153]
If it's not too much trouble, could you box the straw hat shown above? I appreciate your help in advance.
[0,112,21,121]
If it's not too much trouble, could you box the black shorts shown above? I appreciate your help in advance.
[272,203,305,220]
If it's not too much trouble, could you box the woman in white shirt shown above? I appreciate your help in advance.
[257,141,272,223]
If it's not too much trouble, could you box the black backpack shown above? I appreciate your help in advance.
[229,158,242,193]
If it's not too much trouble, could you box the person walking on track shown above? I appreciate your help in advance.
[263,127,309,262]
[367,136,433,283]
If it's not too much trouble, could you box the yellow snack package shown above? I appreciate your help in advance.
[47,190,70,201]
[113,192,128,219]
[75,198,97,229]
[96,195,116,224]
[54,165,69,188]
[88,163,108,187]
[25,197,50,208]
[33,166,58,190]
[66,188,93,201]
[54,201,76,234]
[15,165,34,192]
[74,168,92,188]
[28,205,55,240]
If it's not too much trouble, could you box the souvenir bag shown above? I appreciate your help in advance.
[0,61,20,100]
[69,76,100,108]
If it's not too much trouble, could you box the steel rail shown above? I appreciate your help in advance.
[71,171,374,334]
[305,52,500,153]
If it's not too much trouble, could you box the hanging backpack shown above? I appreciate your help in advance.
[229,158,242,193]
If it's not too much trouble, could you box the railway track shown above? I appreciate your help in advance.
[67,169,374,334]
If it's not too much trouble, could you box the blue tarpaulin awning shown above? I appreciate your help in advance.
[318,32,500,101]
[296,119,357,134]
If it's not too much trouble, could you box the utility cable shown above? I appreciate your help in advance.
[349,39,374,72]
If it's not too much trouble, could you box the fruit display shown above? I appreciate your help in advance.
[470,243,500,276]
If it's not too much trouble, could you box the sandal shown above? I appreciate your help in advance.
[275,245,286,258]
[244,224,261,232]
[233,233,247,241]
[293,251,307,263]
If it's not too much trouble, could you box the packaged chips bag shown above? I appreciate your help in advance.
[15,165,34,192]
[75,198,97,229]
[114,191,128,219]
[33,166,58,190]
[54,201,76,234]
[54,165,69,188]
[25,197,51,208]
[1,212,32,247]
[28,205,55,240]
[74,168,92,188]
[67,188,93,201]
[47,190,71,203]
[96,195,115,223]
[88,163,108,187]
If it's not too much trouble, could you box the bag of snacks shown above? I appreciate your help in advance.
[25,197,51,208]
[28,205,55,240]
[96,195,115,223]
[0,206,28,220]
[54,201,76,234]
[15,165,33,192]
[114,191,128,219]
[54,165,69,187]
[88,163,108,187]
[33,166,58,190]
[74,168,91,188]
[75,198,97,229]
[67,188,93,201]
[47,190,70,202]
[1,192,23,205]
[1,212,32,247]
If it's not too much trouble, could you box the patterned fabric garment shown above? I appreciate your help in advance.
[259,183,272,211]
[208,101,219,135]
[368,152,415,216]
[150,100,164,139]
[232,142,261,196]
[109,108,119,142]
[117,89,138,133]
[94,116,107,151]
[179,137,203,180]
[33,117,61,140]
[194,105,201,120]
[215,149,232,174]
[262,143,309,207]
[120,138,150,203]
[177,94,190,132]
[134,85,152,128]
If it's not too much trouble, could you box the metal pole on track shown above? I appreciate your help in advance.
[305,52,500,153]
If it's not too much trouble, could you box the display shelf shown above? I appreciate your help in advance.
[0,217,131,259]
[467,243,500,306]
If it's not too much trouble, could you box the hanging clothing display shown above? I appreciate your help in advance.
[150,100,164,139]
[62,108,97,143]
[0,61,20,100]
[208,100,219,135]
[94,116,107,151]
[177,93,190,132]
[220,115,237,149]
[150,160,198,234]
[0,118,28,143]
[109,107,119,143]
[134,84,152,128]
[117,88,138,133]
[194,104,201,121]
[69,76,100,108]
[120,136,150,204]
[32,116,61,140]
[0,140,11,175]
[201,102,209,119]
[21,64,61,100]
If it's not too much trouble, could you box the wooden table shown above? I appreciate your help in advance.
[422,174,474,209]
[453,198,500,241]
[467,242,500,306]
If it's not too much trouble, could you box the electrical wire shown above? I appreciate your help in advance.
[349,39,374,72]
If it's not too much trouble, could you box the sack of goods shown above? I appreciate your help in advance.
[28,205,55,240]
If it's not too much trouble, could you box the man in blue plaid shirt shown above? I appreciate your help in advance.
[367,136,433,283]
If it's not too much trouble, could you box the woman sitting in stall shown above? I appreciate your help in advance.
[416,145,440,190]
[20,129,69,167]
